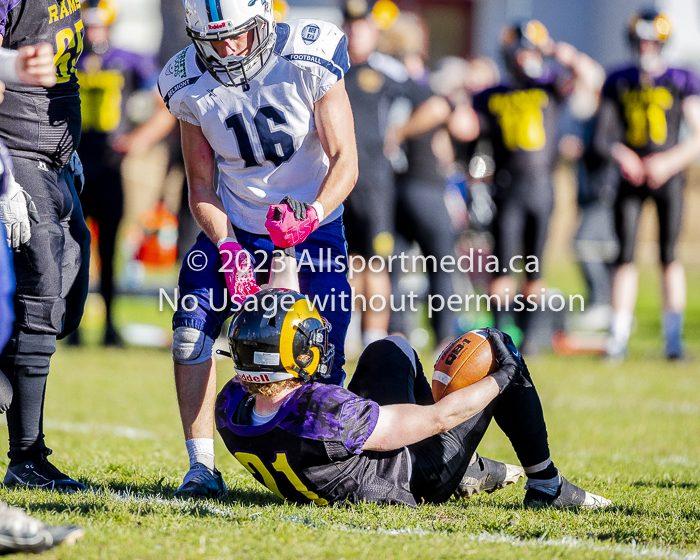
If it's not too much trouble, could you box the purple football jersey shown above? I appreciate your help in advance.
[216,381,416,506]
[602,66,700,156]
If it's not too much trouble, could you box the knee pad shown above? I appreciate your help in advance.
[172,327,214,365]
[0,331,56,374]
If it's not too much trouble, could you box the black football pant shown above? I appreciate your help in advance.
[348,338,550,504]
[78,135,124,331]
[0,156,90,463]
[615,176,684,266]
[493,177,554,282]
[393,179,456,343]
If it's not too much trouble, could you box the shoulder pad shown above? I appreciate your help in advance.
[158,46,205,111]
[275,19,350,82]
[368,52,409,83]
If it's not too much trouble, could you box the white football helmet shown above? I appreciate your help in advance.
[183,0,276,87]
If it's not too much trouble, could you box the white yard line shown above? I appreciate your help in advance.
[108,489,239,518]
[0,417,158,440]
[92,492,700,559]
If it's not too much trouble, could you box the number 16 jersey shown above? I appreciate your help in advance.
[0,0,84,168]
[158,19,350,235]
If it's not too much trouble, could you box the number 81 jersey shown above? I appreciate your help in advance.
[158,19,350,235]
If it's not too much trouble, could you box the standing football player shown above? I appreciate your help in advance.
[596,10,700,360]
[0,0,90,491]
[0,45,85,552]
[462,21,603,353]
[158,0,357,498]
[216,289,611,509]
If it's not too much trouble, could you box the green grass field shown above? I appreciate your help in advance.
[0,264,698,559]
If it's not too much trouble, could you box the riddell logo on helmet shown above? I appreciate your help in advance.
[238,372,272,383]
[208,21,228,30]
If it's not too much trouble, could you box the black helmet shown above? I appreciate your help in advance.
[227,289,334,384]
[500,20,550,57]
[628,9,672,48]
[500,20,550,79]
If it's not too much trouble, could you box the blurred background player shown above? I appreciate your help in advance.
[342,0,403,349]
[71,0,159,346]
[0,0,90,491]
[568,113,620,333]
[159,0,357,498]
[597,10,700,360]
[464,20,603,353]
[380,12,463,351]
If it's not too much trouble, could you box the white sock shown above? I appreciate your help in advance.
[607,311,633,354]
[610,311,633,343]
[185,438,215,471]
[363,329,388,347]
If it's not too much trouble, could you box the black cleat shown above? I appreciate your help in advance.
[0,502,83,554]
[3,450,86,493]
[455,454,524,498]
[103,324,124,347]
[524,474,611,509]
[174,463,227,500]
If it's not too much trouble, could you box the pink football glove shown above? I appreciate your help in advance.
[218,240,261,303]
[265,196,320,249]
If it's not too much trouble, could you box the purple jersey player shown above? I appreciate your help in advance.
[0,0,91,492]
[215,289,611,509]
[595,10,700,361]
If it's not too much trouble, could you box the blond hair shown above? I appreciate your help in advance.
[238,377,303,398]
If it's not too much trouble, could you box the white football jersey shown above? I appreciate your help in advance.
[158,19,350,235]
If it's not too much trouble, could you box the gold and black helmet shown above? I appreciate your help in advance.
[628,9,672,47]
[500,20,550,55]
[227,289,334,384]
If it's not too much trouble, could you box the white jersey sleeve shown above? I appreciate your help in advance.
[275,19,350,103]
[157,46,206,126]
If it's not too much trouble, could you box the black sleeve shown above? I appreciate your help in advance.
[400,78,433,108]
[592,98,624,160]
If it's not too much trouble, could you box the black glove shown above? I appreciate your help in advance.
[485,328,530,393]
[280,196,312,220]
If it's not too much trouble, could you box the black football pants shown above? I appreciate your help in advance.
[78,134,124,329]
[348,338,551,504]
[0,156,90,462]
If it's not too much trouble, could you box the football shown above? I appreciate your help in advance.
[432,330,497,401]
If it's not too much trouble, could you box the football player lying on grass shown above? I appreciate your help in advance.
[216,287,611,509]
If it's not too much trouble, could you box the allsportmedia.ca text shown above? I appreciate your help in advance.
[193,247,541,279]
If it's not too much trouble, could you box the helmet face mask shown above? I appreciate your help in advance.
[628,10,671,73]
[183,0,277,88]
[501,20,550,82]
[227,289,335,385]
